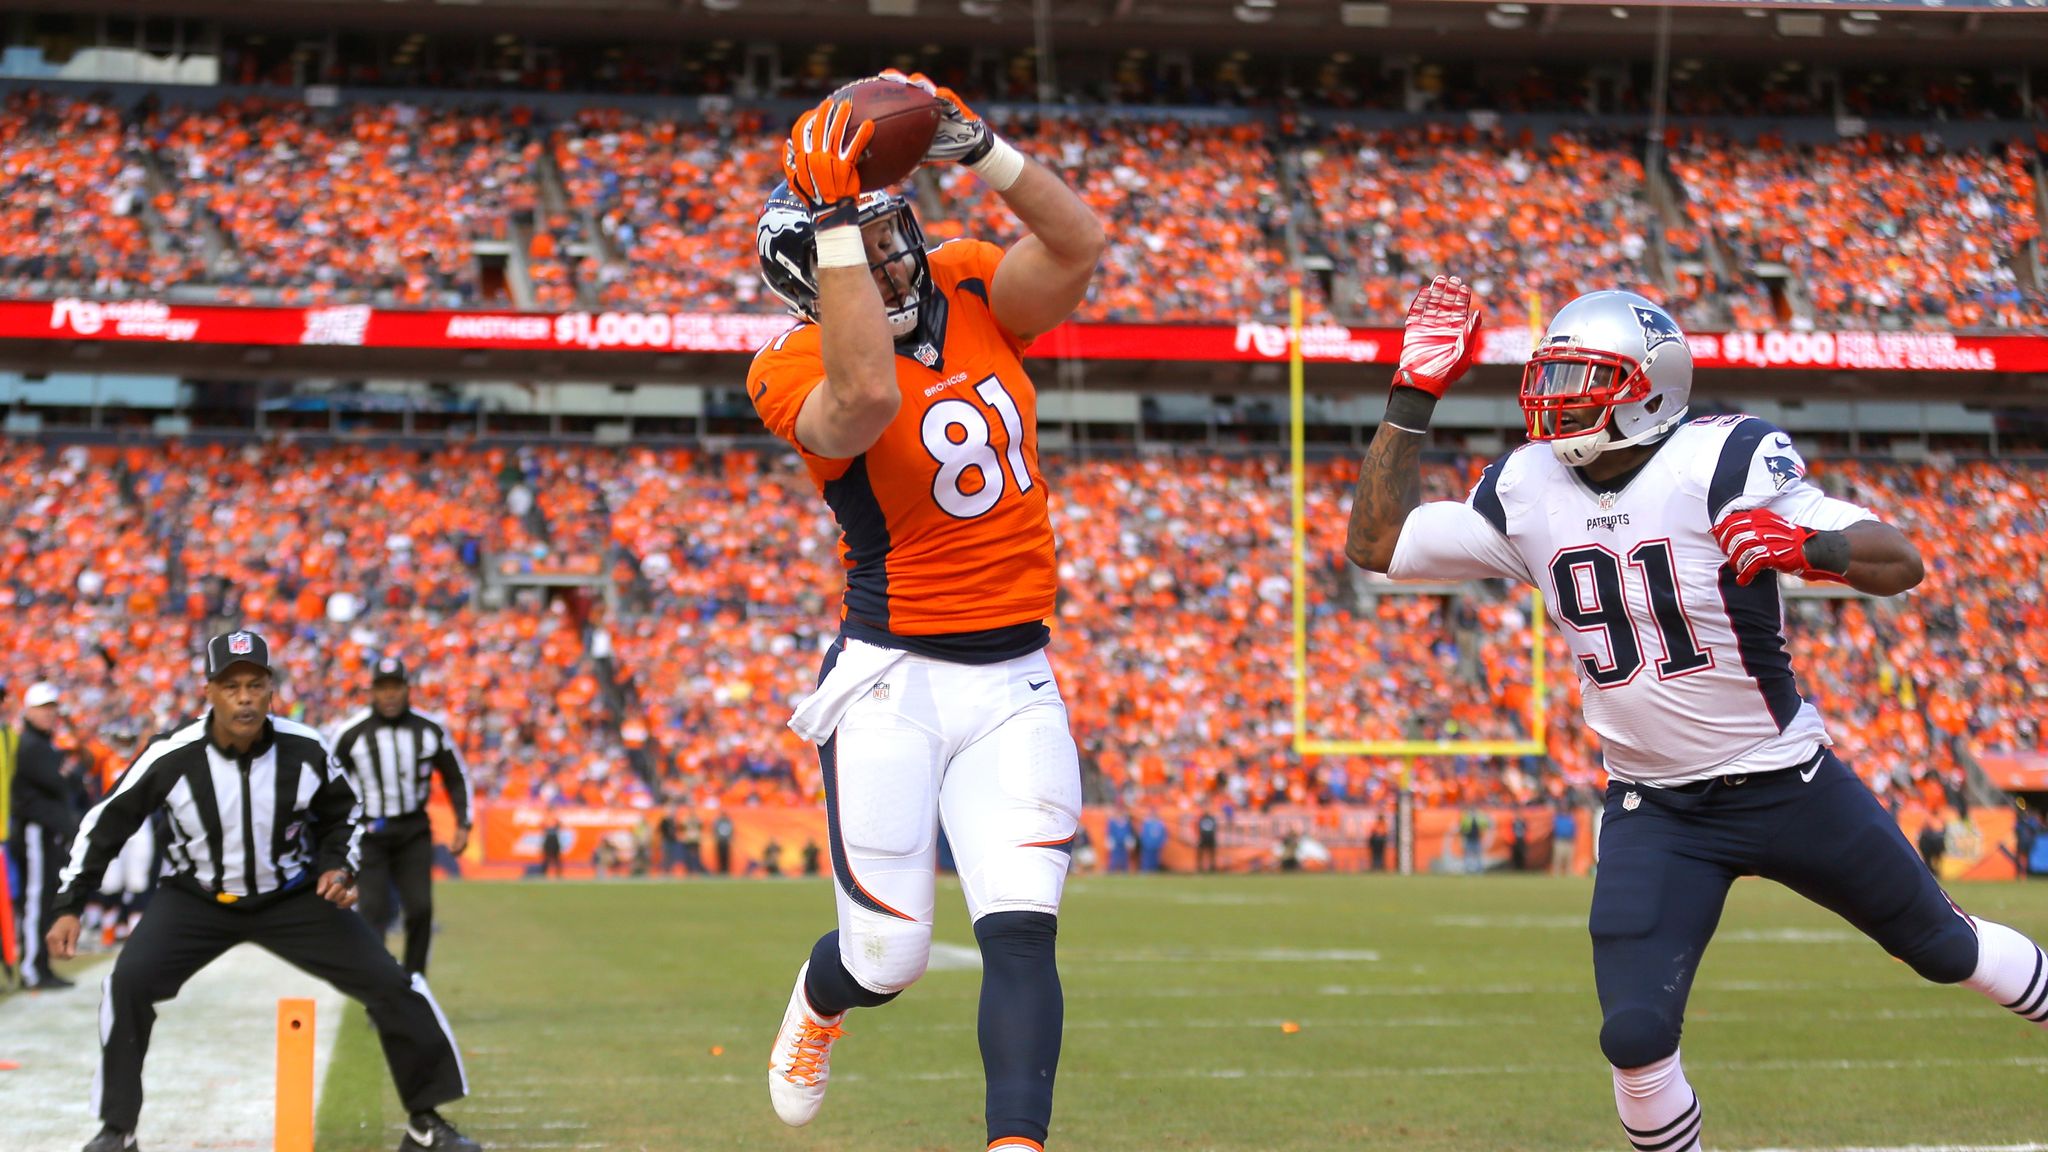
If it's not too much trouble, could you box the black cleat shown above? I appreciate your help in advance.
[82,1126,137,1152]
[32,973,78,991]
[398,1111,482,1152]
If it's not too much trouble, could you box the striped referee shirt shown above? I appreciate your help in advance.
[330,708,474,828]
[54,714,363,915]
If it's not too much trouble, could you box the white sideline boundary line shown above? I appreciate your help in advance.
[0,945,346,1152]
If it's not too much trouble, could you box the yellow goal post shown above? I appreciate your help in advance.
[1285,287,1549,760]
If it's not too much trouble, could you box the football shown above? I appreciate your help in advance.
[833,77,943,190]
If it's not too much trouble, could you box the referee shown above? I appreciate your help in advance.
[47,631,480,1152]
[331,657,473,975]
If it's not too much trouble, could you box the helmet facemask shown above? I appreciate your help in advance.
[756,184,931,342]
[860,209,926,341]
[1520,344,1655,467]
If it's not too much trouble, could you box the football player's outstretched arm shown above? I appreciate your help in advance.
[784,97,901,459]
[985,160,1106,341]
[877,70,1105,342]
[1345,406,1425,574]
[1833,520,1924,596]
[1346,276,1483,573]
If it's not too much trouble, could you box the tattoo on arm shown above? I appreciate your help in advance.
[1345,425,1424,571]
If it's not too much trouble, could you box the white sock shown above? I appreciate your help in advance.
[1613,1051,1703,1152]
[1963,917,2048,1025]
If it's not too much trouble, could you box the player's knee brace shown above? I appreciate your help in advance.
[839,918,933,996]
[805,929,904,1011]
[1600,1005,1682,1071]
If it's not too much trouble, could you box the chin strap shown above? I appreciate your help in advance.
[1553,405,1689,466]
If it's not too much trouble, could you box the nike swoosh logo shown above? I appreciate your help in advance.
[751,381,768,403]
[1799,763,1820,782]
[1771,434,1792,450]
[1027,679,1050,691]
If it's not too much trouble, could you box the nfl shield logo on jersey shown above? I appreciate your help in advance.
[229,632,254,655]
[913,342,939,368]
[872,681,891,701]
[1623,790,1642,811]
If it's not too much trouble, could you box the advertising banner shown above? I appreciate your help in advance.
[10,298,2046,373]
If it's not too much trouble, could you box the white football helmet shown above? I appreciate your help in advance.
[1519,291,1693,468]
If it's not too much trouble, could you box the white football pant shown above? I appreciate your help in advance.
[821,641,1081,996]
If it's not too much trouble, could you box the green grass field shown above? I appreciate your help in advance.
[314,875,2048,1152]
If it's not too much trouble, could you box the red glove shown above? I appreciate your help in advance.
[1395,275,1483,398]
[783,98,872,215]
[1712,509,1848,586]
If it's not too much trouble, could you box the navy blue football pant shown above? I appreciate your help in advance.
[1592,749,1979,1070]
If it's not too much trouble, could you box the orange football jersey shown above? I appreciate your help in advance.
[748,238,1056,654]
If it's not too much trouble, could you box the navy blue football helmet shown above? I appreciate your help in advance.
[756,182,932,339]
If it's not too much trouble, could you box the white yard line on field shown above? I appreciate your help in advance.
[0,945,345,1152]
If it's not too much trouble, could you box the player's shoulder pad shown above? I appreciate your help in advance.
[1469,443,1544,536]
[748,320,818,367]
[272,714,336,756]
[926,237,1005,298]
[1682,413,1800,520]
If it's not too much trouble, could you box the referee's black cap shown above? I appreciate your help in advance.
[206,630,273,681]
[371,656,409,685]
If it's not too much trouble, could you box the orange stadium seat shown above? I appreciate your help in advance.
[0,91,2041,331]
[0,441,2017,822]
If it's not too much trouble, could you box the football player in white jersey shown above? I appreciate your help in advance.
[1347,278,2048,1152]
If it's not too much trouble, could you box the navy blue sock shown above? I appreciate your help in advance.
[803,930,900,1016]
[975,911,1061,1148]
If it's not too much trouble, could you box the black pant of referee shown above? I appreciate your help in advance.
[101,884,467,1133]
[51,632,479,1152]
[358,813,438,975]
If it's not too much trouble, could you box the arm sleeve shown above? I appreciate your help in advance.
[1387,501,1532,582]
[1706,420,1877,531]
[54,746,179,917]
[433,729,474,828]
[308,744,365,877]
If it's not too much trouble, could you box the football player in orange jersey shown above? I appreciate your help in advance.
[751,72,1103,1152]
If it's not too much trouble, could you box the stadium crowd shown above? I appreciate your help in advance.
[0,439,2021,836]
[0,89,2042,329]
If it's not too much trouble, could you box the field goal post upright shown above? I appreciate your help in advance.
[1286,288,1549,875]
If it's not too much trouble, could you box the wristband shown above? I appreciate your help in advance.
[968,135,1025,193]
[1802,529,1851,577]
[1383,385,1438,434]
[814,224,867,269]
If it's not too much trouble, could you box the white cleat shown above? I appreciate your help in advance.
[768,961,848,1127]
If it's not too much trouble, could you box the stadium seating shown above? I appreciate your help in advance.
[2,89,2038,330]
[0,440,2012,827]
[1663,130,2048,330]
[1292,124,1662,332]
[153,98,542,306]
[0,92,200,299]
